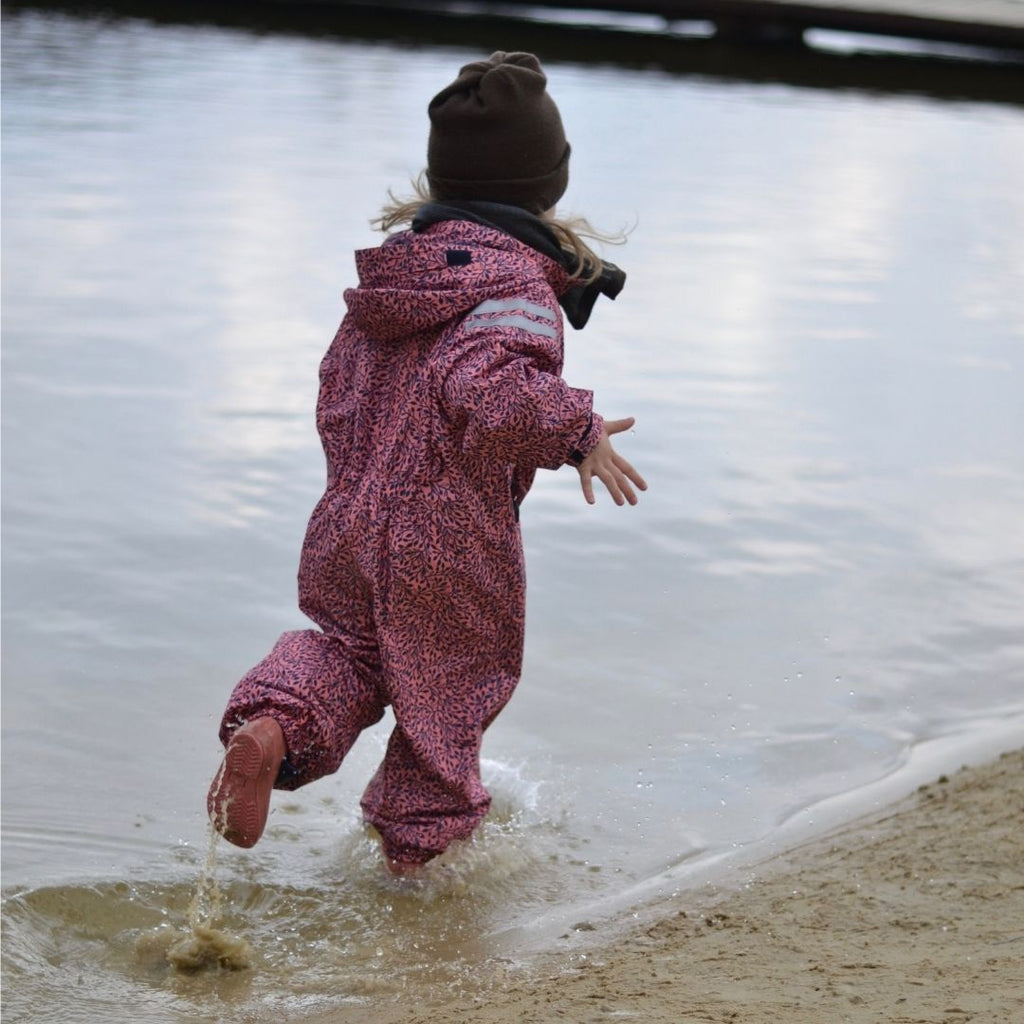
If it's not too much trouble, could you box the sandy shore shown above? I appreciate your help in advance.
[321,747,1024,1024]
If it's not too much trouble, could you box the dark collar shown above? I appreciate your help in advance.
[411,200,626,330]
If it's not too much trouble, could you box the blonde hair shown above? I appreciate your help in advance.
[372,172,621,286]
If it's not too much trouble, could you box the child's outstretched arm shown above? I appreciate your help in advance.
[577,417,647,506]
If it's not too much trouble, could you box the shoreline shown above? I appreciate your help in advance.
[309,745,1024,1023]
[496,715,1024,953]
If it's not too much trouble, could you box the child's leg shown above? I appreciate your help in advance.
[211,627,385,844]
[361,709,506,867]
[360,571,524,867]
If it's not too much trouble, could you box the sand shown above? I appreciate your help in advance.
[321,747,1024,1024]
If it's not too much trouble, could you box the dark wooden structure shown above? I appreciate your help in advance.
[346,0,1024,52]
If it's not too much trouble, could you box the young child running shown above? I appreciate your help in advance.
[207,51,646,873]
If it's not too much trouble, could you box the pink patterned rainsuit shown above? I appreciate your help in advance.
[219,218,604,866]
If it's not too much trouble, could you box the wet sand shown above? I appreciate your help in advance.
[315,747,1023,1024]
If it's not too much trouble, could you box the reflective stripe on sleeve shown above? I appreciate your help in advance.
[463,313,558,339]
[463,297,559,339]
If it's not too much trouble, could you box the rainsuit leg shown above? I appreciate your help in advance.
[360,508,525,865]
[219,626,385,791]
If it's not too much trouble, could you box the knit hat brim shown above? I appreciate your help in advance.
[427,143,570,215]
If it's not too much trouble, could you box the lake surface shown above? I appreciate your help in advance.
[3,6,1023,1022]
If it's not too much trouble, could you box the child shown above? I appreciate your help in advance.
[207,51,646,873]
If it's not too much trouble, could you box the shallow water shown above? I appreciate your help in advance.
[3,6,1024,1022]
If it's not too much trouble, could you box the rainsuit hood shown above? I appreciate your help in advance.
[344,219,572,343]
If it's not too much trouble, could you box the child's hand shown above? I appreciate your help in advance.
[577,417,648,506]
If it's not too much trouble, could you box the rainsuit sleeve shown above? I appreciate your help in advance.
[439,294,604,471]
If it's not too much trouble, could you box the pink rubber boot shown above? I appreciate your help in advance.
[207,717,285,848]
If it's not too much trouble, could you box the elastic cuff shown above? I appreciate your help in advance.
[567,412,604,466]
[275,757,303,790]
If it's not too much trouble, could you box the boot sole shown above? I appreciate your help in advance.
[208,731,275,848]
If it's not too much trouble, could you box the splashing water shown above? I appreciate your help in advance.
[135,818,252,974]
[3,757,651,1021]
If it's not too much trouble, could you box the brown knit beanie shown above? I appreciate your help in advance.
[426,51,570,215]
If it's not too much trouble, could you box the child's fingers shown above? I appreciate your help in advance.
[603,416,635,437]
[598,466,630,506]
[616,475,638,505]
[579,469,596,505]
[615,455,648,492]
[630,466,648,491]
[602,479,625,505]
[578,436,646,506]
